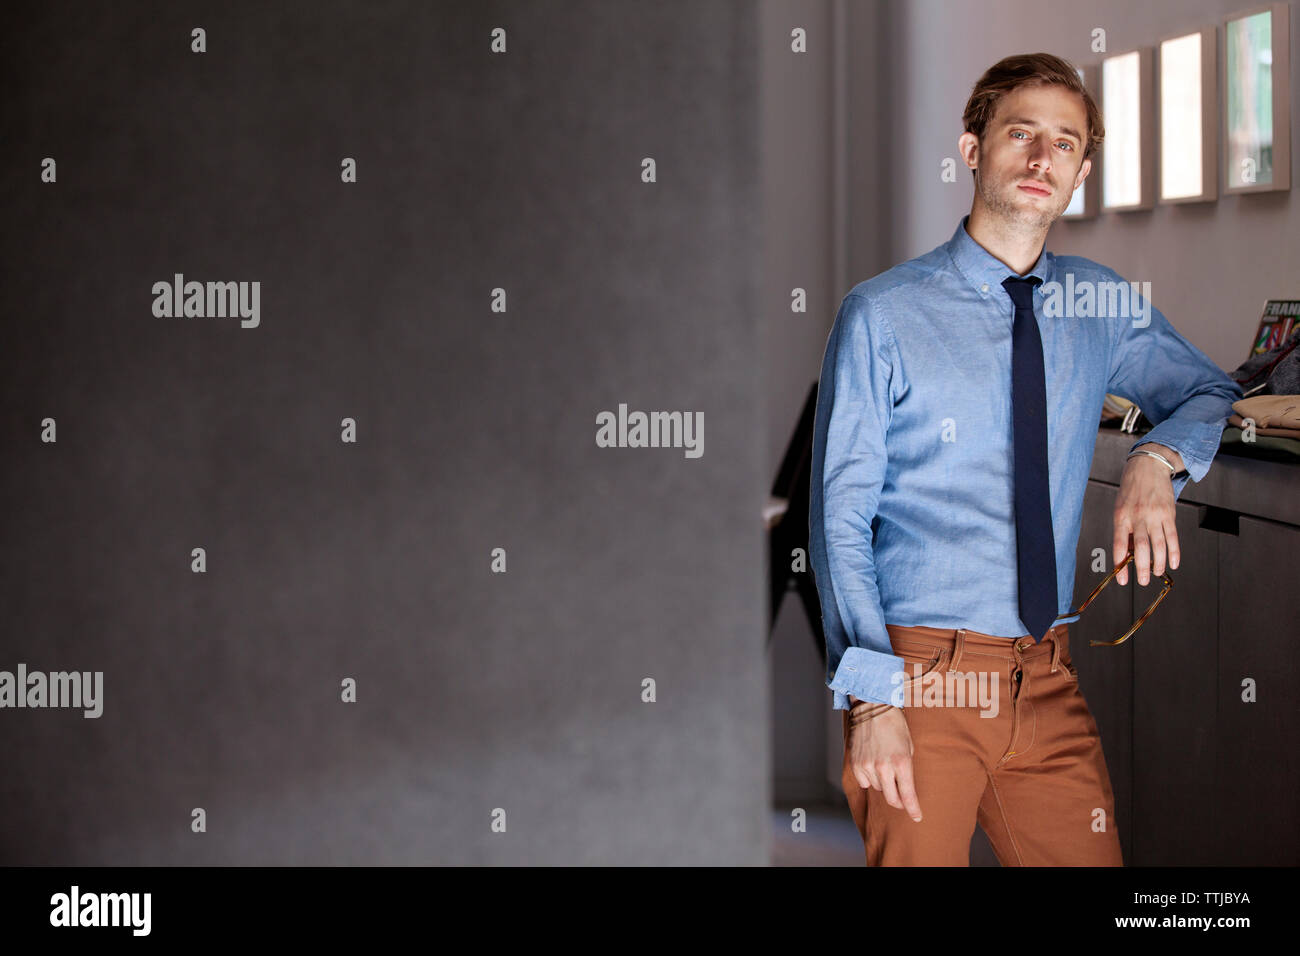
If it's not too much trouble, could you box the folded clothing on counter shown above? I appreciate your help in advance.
[1229,326,1300,395]
[1228,417,1300,439]
[1228,394,1300,436]
[1219,427,1300,461]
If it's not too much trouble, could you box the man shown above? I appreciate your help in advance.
[808,52,1243,866]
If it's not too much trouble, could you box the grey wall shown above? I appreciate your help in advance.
[761,0,838,806]
[1,0,768,864]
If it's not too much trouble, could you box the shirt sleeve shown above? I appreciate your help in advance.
[808,292,907,711]
[1104,272,1243,501]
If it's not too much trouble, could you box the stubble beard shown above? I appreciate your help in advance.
[976,165,1069,232]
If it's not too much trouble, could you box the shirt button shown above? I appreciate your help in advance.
[981,283,989,292]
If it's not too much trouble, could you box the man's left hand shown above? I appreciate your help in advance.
[1112,444,1183,587]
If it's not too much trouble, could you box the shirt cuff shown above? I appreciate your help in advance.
[1130,422,1222,483]
[829,645,906,710]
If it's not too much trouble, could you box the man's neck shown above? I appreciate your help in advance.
[965,204,1049,277]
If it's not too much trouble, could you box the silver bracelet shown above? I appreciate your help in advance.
[1127,448,1176,474]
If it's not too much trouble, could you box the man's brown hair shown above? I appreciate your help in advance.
[962,53,1105,168]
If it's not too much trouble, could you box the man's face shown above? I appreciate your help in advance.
[962,82,1092,230]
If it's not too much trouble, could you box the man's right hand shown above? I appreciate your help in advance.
[847,707,923,822]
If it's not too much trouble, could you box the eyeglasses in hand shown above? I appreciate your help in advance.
[1052,534,1173,647]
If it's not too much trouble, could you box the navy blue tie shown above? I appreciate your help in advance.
[1003,275,1057,642]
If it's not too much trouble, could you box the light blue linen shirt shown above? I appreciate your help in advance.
[809,215,1243,711]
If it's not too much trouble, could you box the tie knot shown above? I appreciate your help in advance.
[1002,275,1041,310]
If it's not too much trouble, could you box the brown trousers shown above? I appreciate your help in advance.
[841,622,1124,866]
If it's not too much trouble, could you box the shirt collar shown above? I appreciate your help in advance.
[946,213,1054,300]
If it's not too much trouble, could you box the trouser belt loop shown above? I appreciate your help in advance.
[950,628,966,671]
[1050,625,1062,674]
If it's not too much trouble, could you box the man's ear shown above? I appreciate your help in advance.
[958,131,980,171]
[1073,156,1093,189]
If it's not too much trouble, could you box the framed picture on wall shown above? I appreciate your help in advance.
[1223,2,1292,193]
[1102,47,1155,211]
[1158,26,1218,203]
